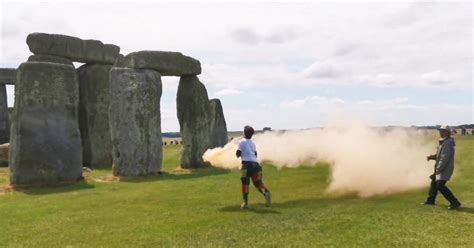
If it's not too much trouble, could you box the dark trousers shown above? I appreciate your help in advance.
[426,180,459,204]
[240,161,269,202]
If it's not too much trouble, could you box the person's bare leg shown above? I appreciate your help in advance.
[251,172,271,206]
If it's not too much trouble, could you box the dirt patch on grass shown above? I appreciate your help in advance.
[172,167,196,174]
[94,175,120,183]
[0,185,13,195]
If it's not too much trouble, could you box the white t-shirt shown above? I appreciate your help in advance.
[238,138,257,162]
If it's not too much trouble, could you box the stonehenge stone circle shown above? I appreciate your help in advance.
[9,62,83,185]
[119,51,201,76]
[78,64,113,168]
[209,99,228,148]
[6,32,229,183]
[27,33,120,64]
[109,67,163,177]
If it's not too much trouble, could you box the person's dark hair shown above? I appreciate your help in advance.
[244,125,254,139]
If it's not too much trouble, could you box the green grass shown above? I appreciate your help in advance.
[0,136,473,247]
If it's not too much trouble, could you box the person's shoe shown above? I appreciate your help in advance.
[240,202,249,210]
[422,201,435,205]
[264,192,272,207]
[448,201,461,210]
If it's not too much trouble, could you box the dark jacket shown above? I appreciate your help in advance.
[432,137,455,181]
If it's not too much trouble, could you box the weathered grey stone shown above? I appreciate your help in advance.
[0,143,10,166]
[26,32,120,64]
[9,62,82,185]
[177,75,212,168]
[0,143,8,167]
[209,99,228,148]
[0,85,9,144]
[109,67,162,177]
[114,54,125,66]
[28,54,73,65]
[78,64,113,168]
[120,51,201,76]
[7,107,13,129]
[0,68,16,85]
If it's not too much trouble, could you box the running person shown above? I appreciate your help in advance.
[236,125,271,209]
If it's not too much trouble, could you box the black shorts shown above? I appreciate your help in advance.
[241,161,262,178]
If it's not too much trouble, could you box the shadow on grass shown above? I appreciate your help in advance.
[11,181,95,195]
[455,207,474,214]
[4,167,230,195]
[219,204,282,214]
[219,195,361,215]
[432,204,474,214]
[420,199,474,214]
[119,166,230,183]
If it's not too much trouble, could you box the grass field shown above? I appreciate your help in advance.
[0,136,473,247]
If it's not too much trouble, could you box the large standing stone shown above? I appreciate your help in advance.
[209,99,228,148]
[7,107,13,128]
[0,68,16,84]
[0,143,8,166]
[0,69,13,143]
[109,67,162,177]
[120,51,201,76]
[0,85,9,144]
[26,33,120,64]
[9,62,83,185]
[78,64,113,168]
[177,75,212,168]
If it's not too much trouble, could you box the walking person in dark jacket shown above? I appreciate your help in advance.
[423,125,462,210]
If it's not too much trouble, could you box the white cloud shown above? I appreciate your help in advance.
[420,70,452,86]
[271,96,472,129]
[160,100,179,132]
[280,99,307,109]
[230,26,301,45]
[6,85,15,107]
[200,63,298,89]
[230,28,260,45]
[1,2,471,130]
[332,42,359,56]
[302,61,342,79]
[161,76,180,92]
[2,2,471,89]
[278,95,465,119]
[214,88,243,97]
[367,97,427,111]
[358,73,397,87]
[280,96,345,111]
[263,27,301,44]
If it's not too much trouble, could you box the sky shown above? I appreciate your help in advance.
[1,1,472,131]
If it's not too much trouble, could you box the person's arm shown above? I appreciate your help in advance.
[426,154,436,161]
[236,141,243,158]
[436,139,454,173]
